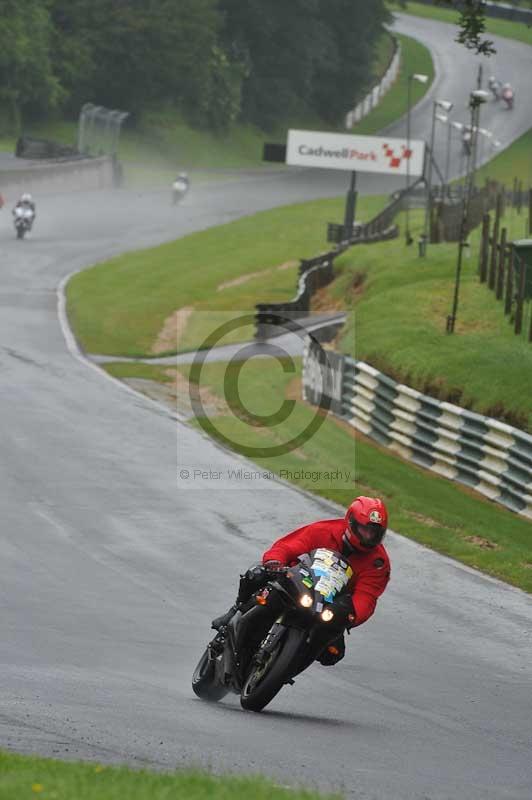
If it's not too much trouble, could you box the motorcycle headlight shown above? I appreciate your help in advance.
[321,608,334,622]
[299,593,313,608]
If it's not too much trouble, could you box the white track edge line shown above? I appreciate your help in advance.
[56,270,188,423]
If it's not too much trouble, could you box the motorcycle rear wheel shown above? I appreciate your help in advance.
[240,627,304,712]
[192,646,229,702]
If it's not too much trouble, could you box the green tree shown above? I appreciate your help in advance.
[219,0,333,130]
[0,0,62,131]
[48,0,222,120]
[313,0,391,124]
[199,45,247,132]
[438,0,495,54]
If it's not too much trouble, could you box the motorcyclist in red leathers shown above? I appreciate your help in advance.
[212,496,391,665]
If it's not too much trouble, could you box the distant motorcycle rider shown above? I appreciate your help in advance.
[488,75,501,100]
[172,172,189,204]
[175,172,189,189]
[13,193,36,229]
[212,496,391,666]
[501,82,514,109]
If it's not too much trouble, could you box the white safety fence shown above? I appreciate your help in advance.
[345,39,401,129]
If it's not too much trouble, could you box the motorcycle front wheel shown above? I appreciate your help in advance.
[240,627,305,712]
[192,646,229,702]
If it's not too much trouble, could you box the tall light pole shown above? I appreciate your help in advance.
[447,90,489,334]
[477,127,492,170]
[405,72,428,245]
[451,120,465,165]
[471,93,490,190]
[422,98,453,255]
[435,112,451,193]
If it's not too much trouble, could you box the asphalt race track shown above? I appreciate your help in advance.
[388,15,532,174]
[1,14,531,800]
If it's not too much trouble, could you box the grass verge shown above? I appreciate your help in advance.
[475,126,532,187]
[387,1,532,47]
[327,204,532,431]
[68,189,532,430]
[66,195,384,357]
[0,751,338,800]
[104,356,532,593]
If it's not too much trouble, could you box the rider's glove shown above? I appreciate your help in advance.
[263,559,285,573]
[243,564,266,582]
[336,595,356,627]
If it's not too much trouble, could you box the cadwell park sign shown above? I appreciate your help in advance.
[286,129,426,177]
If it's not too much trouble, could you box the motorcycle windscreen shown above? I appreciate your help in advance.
[310,549,352,602]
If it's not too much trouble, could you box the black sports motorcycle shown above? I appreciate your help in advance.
[192,548,354,712]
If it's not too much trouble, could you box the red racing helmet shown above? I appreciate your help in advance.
[344,496,388,552]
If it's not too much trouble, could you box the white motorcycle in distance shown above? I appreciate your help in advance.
[501,83,514,110]
[172,173,189,205]
[488,76,501,101]
[13,206,35,239]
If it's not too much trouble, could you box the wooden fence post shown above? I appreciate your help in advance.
[517,181,523,215]
[496,228,507,300]
[512,177,518,208]
[488,193,502,290]
[529,188,532,235]
[514,253,527,335]
[479,213,490,282]
[504,244,514,316]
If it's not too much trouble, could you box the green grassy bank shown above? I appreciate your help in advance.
[68,192,532,431]
[475,127,532,187]
[331,203,532,431]
[0,751,338,800]
[66,195,383,357]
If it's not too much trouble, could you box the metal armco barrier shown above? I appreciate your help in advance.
[254,182,416,339]
[255,255,337,340]
[255,223,398,339]
[302,339,532,519]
